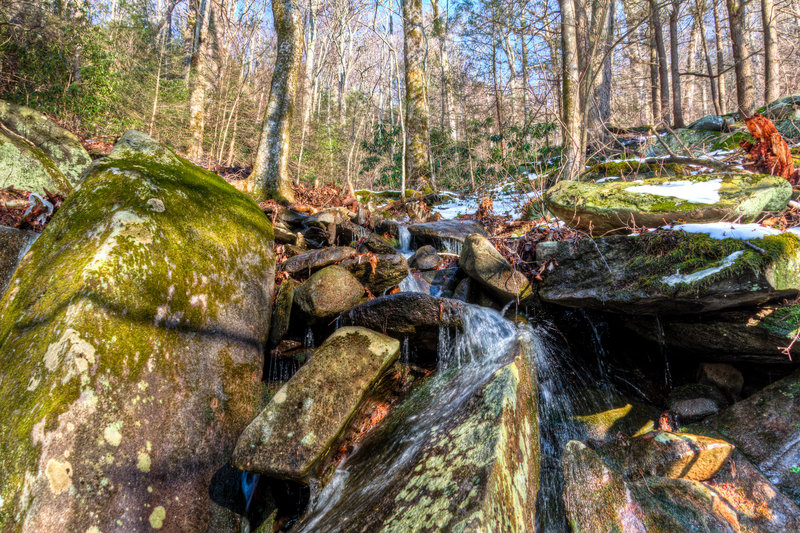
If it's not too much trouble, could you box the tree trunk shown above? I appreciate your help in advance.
[696,0,721,115]
[246,0,303,203]
[560,0,582,180]
[713,0,726,113]
[432,0,457,141]
[669,0,684,127]
[650,28,661,123]
[761,0,779,103]
[187,0,212,160]
[402,0,431,190]
[588,0,614,140]
[650,0,671,124]
[726,0,755,116]
[296,0,321,184]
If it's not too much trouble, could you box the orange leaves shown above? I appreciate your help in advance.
[741,114,799,184]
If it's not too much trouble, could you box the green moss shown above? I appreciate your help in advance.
[581,160,686,181]
[712,131,754,151]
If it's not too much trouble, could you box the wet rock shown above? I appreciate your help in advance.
[0,226,37,298]
[269,279,300,346]
[669,384,728,422]
[407,220,487,250]
[305,207,350,229]
[337,220,370,245]
[452,277,470,301]
[294,265,365,319]
[301,225,333,248]
[232,327,400,479]
[0,126,73,196]
[293,350,539,532]
[409,245,441,270]
[340,253,409,294]
[417,266,460,297]
[343,293,465,341]
[598,430,734,481]
[278,246,356,275]
[698,363,744,400]
[358,233,396,255]
[0,130,275,532]
[708,369,800,506]
[537,231,800,315]
[688,114,729,131]
[0,99,91,184]
[545,173,791,234]
[460,234,532,304]
[570,389,658,443]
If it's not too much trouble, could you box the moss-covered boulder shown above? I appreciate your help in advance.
[708,369,800,506]
[293,350,539,532]
[294,265,365,319]
[579,160,687,182]
[643,127,751,157]
[545,173,791,234]
[0,226,37,298]
[0,127,73,196]
[0,130,275,532]
[0,100,91,184]
[687,115,728,131]
[537,230,800,315]
[407,220,487,250]
[762,95,800,122]
[460,234,533,303]
[232,327,400,480]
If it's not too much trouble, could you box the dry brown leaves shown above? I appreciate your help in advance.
[0,187,63,231]
[741,114,800,184]
[291,182,357,209]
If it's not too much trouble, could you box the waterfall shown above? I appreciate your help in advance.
[397,225,412,254]
[398,273,428,294]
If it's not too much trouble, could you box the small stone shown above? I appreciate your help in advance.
[698,363,744,399]
[409,245,441,270]
[668,384,728,422]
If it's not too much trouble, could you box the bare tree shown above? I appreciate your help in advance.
[726,0,755,115]
[669,0,684,126]
[402,0,431,190]
[761,0,779,103]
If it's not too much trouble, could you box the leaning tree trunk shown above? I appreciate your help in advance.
[726,0,755,116]
[559,0,582,180]
[402,0,431,191]
[761,0,779,104]
[246,0,303,203]
[669,0,685,127]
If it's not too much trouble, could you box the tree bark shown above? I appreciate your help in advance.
[432,0,457,141]
[725,0,755,116]
[650,0,671,124]
[402,0,431,190]
[712,0,727,113]
[761,0,779,103]
[669,0,684,127]
[560,0,582,180]
[650,27,661,123]
[246,0,303,203]
[187,0,212,160]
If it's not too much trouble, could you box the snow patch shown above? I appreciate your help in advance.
[665,222,786,240]
[662,251,744,286]
[626,179,722,204]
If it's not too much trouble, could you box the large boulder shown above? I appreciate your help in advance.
[294,265,365,319]
[294,349,539,531]
[687,115,729,131]
[0,126,72,196]
[0,100,92,184]
[643,128,748,157]
[340,253,409,294]
[537,230,800,314]
[761,94,800,121]
[708,369,800,506]
[0,130,275,532]
[232,327,400,480]
[459,233,533,303]
[407,220,487,251]
[545,173,791,234]
[0,226,37,298]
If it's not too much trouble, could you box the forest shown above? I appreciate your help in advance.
[4,0,800,531]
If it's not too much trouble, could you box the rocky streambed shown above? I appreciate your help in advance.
[2,98,800,532]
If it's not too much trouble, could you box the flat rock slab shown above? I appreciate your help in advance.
[278,246,356,274]
[232,327,400,479]
[545,173,791,234]
[294,352,539,532]
[0,226,37,297]
[460,233,532,303]
[340,253,409,294]
[537,231,800,315]
[343,293,465,338]
[407,220,487,249]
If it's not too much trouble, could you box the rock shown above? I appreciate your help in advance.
[294,265,365,319]
[762,94,800,121]
[0,100,92,184]
[0,130,274,531]
[669,384,728,422]
[570,389,658,443]
[232,327,400,480]
[340,253,409,294]
[343,293,465,341]
[460,234,533,304]
[0,226,37,298]
[293,350,539,532]
[708,369,800,506]
[305,207,350,229]
[359,232,396,255]
[273,223,298,244]
[452,277,470,301]
[537,230,800,315]
[579,160,687,182]
[598,430,734,481]
[301,225,333,248]
[545,173,791,234]
[643,128,727,157]
[409,245,441,270]
[777,119,800,141]
[698,363,744,399]
[407,220,487,250]
[278,246,357,275]
[687,114,729,131]
[417,266,460,297]
[0,126,73,196]
[269,279,300,346]
[337,220,370,245]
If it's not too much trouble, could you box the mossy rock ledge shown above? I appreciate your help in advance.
[0,130,275,532]
[0,226,38,299]
[545,173,791,235]
[536,230,800,315]
[0,100,92,184]
[0,126,73,196]
[293,349,539,532]
[643,127,751,157]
